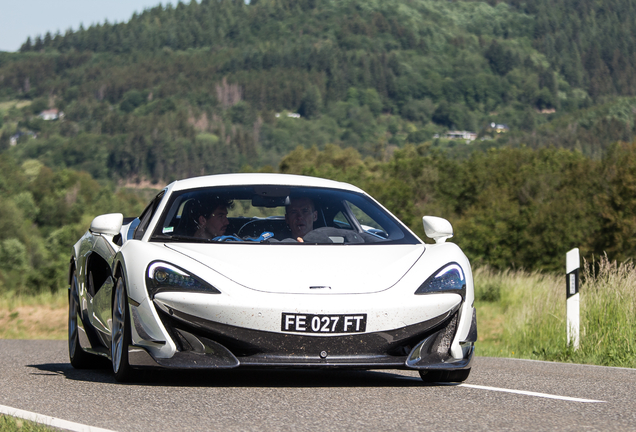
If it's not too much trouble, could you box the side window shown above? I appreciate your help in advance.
[133,191,165,240]
[343,200,389,239]
[332,211,353,230]
[347,202,382,230]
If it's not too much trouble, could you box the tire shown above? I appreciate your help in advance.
[419,368,471,383]
[68,272,94,369]
[112,276,133,382]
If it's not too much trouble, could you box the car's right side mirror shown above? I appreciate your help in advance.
[422,216,453,244]
[90,213,124,236]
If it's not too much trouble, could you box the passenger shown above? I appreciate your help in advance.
[285,197,317,242]
[193,198,232,239]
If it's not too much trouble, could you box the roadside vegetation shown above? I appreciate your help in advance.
[0,415,54,432]
[475,255,636,368]
[0,290,66,339]
[4,141,636,296]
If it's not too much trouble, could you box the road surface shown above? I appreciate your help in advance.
[0,340,634,431]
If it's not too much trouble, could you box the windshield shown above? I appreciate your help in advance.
[151,185,419,245]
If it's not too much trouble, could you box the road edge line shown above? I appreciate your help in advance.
[478,356,636,371]
[458,384,606,403]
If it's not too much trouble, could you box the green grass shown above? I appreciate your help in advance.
[0,415,55,432]
[475,256,636,368]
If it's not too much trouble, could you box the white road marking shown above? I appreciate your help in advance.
[0,404,118,432]
[458,384,606,403]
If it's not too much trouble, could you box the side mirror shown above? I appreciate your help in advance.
[422,216,453,244]
[90,213,124,236]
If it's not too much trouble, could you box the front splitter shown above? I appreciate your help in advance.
[128,303,472,370]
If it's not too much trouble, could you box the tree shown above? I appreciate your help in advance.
[484,40,516,76]
[298,85,323,119]
[594,141,636,261]
[20,37,32,52]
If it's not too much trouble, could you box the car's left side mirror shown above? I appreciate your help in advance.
[422,216,453,244]
[90,213,124,236]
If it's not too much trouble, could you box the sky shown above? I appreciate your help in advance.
[0,0,168,52]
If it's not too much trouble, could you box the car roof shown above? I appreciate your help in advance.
[165,173,365,194]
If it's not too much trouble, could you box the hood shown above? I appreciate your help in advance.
[165,243,425,294]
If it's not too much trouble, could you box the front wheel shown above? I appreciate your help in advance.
[112,277,133,382]
[419,368,471,383]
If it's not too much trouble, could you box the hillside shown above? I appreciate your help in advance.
[2,0,635,182]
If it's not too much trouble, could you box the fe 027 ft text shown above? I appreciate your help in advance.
[281,313,367,333]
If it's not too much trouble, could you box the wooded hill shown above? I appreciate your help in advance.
[3,0,636,179]
[1,0,636,292]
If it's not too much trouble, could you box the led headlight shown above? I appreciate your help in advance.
[415,263,466,296]
[146,262,221,298]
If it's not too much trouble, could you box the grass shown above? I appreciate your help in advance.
[0,256,634,368]
[0,415,55,432]
[0,290,67,339]
[576,256,636,366]
[474,255,636,368]
[475,267,565,358]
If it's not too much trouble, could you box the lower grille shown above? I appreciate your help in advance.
[155,301,461,367]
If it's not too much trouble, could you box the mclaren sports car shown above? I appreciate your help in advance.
[68,173,476,382]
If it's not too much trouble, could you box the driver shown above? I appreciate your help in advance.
[193,198,233,239]
[285,197,317,242]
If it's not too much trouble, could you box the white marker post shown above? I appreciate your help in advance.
[566,248,580,350]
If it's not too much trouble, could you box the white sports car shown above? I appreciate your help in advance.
[68,173,476,382]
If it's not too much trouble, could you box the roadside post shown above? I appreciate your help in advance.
[566,248,580,350]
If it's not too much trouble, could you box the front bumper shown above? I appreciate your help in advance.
[128,302,475,371]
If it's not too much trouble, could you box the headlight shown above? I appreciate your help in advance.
[146,262,221,298]
[415,263,466,296]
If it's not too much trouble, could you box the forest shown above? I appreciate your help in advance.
[1,0,636,293]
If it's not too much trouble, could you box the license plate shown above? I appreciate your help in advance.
[281,313,367,333]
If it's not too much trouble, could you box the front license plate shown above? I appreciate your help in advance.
[281,313,367,333]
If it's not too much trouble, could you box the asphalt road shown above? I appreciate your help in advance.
[1,340,634,432]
